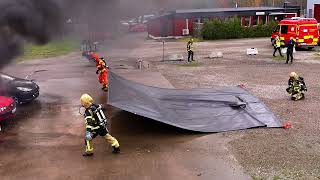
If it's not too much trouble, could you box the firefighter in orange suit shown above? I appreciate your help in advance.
[96,58,109,91]
[80,94,120,156]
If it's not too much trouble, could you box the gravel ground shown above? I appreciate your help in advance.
[134,38,320,179]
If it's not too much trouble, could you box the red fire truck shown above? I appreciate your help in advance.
[271,17,319,49]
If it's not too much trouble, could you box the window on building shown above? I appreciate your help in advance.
[194,18,201,23]
[270,16,280,22]
[290,26,296,32]
[281,25,289,34]
[260,16,267,25]
[273,25,280,33]
[243,16,250,26]
[252,16,258,26]
[203,18,209,23]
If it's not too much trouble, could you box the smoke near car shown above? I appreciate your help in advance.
[0,0,62,69]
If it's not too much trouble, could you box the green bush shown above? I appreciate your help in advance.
[202,18,278,40]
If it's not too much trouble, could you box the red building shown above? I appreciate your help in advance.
[148,6,300,38]
[307,0,320,22]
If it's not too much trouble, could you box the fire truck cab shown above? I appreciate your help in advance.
[271,17,319,49]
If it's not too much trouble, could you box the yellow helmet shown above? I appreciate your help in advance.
[80,94,93,108]
[289,72,299,79]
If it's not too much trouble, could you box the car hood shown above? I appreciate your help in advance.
[8,79,38,90]
[0,96,13,107]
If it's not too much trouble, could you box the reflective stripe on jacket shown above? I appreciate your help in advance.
[275,37,281,47]
[187,43,193,51]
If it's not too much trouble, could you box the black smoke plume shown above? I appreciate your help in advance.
[0,0,62,69]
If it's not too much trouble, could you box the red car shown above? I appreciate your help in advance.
[129,23,147,32]
[0,96,16,123]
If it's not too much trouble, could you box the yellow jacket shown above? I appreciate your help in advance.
[275,37,281,47]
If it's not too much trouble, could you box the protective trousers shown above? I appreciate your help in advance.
[286,49,293,63]
[273,47,283,57]
[85,134,120,153]
[291,87,304,101]
[98,70,108,88]
[188,51,194,62]
[85,126,120,154]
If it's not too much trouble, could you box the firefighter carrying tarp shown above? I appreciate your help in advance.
[286,72,307,101]
[80,94,120,156]
[96,57,109,91]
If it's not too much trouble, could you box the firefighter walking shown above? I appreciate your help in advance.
[286,37,295,64]
[187,39,194,62]
[80,94,120,156]
[273,35,283,57]
[286,72,307,101]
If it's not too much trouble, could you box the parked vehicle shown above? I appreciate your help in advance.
[271,17,319,49]
[129,23,147,32]
[0,96,16,123]
[318,23,320,46]
[121,14,154,33]
[0,73,39,104]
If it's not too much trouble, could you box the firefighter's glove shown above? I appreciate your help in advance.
[85,131,93,141]
[286,88,291,93]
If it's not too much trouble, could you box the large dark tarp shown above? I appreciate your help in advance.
[108,72,282,132]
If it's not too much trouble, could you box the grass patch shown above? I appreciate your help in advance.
[272,55,286,61]
[177,62,202,67]
[272,176,281,180]
[251,175,264,180]
[17,38,79,61]
[178,37,204,43]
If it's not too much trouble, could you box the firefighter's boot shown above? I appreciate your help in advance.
[296,93,304,100]
[83,140,94,157]
[102,85,108,91]
[83,152,94,157]
[104,134,120,153]
[112,146,121,154]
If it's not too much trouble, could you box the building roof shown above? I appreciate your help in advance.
[175,7,297,14]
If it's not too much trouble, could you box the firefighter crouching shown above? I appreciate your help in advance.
[286,72,307,101]
[80,94,120,156]
[96,58,109,91]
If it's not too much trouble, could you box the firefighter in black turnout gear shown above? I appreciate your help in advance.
[187,39,194,62]
[286,37,295,64]
[286,72,307,101]
[80,94,120,156]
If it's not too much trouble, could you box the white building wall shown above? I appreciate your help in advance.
[307,0,320,17]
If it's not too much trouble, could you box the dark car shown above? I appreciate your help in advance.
[0,96,16,123]
[0,73,39,104]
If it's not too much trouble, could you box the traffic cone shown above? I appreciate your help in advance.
[238,84,245,88]
[283,122,292,129]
